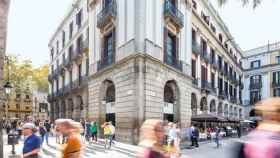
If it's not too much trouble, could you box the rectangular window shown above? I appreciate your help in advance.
[210,49,215,63]
[62,31,66,47]
[273,88,280,97]
[224,81,228,96]
[78,64,82,85]
[218,56,222,69]
[229,85,232,97]
[62,54,66,64]
[201,66,207,81]
[77,36,83,54]
[224,62,228,74]
[192,0,197,9]
[62,75,65,88]
[201,39,207,55]
[192,59,196,78]
[56,41,59,54]
[250,75,262,85]
[276,56,280,64]
[218,77,223,93]
[210,24,216,33]
[192,29,196,43]
[273,71,280,84]
[69,22,73,39]
[69,45,73,59]
[103,32,114,63]
[76,9,83,28]
[69,70,73,85]
[250,60,261,68]
[250,91,261,104]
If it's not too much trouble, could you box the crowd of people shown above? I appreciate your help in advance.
[1,98,280,158]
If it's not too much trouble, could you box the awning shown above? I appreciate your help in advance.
[191,113,227,122]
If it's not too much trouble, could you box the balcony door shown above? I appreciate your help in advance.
[103,32,113,64]
[103,0,113,8]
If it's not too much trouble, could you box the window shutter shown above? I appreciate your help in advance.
[163,28,168,63]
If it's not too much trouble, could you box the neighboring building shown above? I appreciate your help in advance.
[48,0,89,121]
[0,0,10,118]
[87,0,193,144]
[5,88,33,120]
[33,90,49,121]
[190,1,244,121]
[242,41,280,118]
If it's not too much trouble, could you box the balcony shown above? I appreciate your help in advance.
[218,91,226,99]
[164,0,184,29]
[192,78,198,86]
[97,0,117,29]
[192,41,201,56]
[72,76,88,91]
[201,80,212,92]
[272,82,280,88]
[210,59,218,69]
[97,55,115,71]
[164,55,183,71]
[201,51,210,63]
[249,83,262,90]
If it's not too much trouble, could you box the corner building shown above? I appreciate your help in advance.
[48,0,89,121]
[190,1,244,121]
[88,0,193,143]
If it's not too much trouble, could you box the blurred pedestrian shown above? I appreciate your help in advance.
[190,124,199,148]
[90,121,98,142]
[44,120,51,145]
[108,121,115,148]
[56,119,83,158]
[85,120,91,142]
[139,119,171,158]
[215,126,221,148]
[231,98,280,158]
[22,123,41,158]
[38,122,46,145]
[102,122,111,149]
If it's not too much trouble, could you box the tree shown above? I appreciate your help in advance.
[217,0,262,8]
[4,55,49,94]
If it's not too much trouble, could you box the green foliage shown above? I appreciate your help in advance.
[4,55,49,93]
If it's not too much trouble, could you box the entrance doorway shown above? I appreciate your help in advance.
[106,113,116,126]
[163,114,174,122]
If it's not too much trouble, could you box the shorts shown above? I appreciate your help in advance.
[104,134,110,139]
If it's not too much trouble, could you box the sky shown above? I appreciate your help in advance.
[6,0,280,67]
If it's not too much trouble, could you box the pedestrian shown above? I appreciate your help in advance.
[38,122,46,145]
[44,120,51,145]
[102,122,111,149]
[80,119,85,142]
[108,121,115,148]
[22,123,41,158]
[138,119,171,158]
[231,98,280,158]
[236,125,241,138]
[85,120,91,142]
[90,121,98,142]
[55,119,83,158]
[191,124,199,148]
[214,126,221,148]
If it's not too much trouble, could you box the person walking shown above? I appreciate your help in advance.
[44,120,51,145]
[38,122,46,145]
[108,121,115,148]
[215,126,221,148]
[90,121,98,142]
[85,120,91,143]
[22,123,41,158]
[139,119,171,158]
[102,122,111,149]
[191,124,199,148]
[55,119,83,158]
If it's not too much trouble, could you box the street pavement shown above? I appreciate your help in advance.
[3,134,244,158]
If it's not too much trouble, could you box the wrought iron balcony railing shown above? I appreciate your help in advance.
[210,58,218,69]
[272,82,280,88]
[192,41,201,56]
[218,91,226,99]
[164,54,183,71]
[97,0,117,28]
[164,0,184,28]
[249,82,262,90]
[201,80,212,92]
[97,55,115,71]
[201,51,210,63]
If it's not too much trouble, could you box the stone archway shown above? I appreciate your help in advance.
[210,100,216,114]
[218,102,223,116]
[200,97,208,112]
[100,80,116,126]
[163,80,180,122]
[191,93,197,116]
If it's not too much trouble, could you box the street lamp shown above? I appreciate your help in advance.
[4,81,12,95]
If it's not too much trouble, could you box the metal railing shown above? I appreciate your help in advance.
[165,54,183,71]
[164,0,184,28]
[201,80,212,91]
[97,55,115,71]
[201,51,210,62]
[249,82,262,90]
[192,41,201,56]
[97,0,117,28]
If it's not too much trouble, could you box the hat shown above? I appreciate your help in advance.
[22,123,35,129]
[255,98,280,112]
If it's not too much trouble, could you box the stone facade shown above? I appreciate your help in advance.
[88,54,192,144]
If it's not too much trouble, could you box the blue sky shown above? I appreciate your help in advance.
[7,0,280,66]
